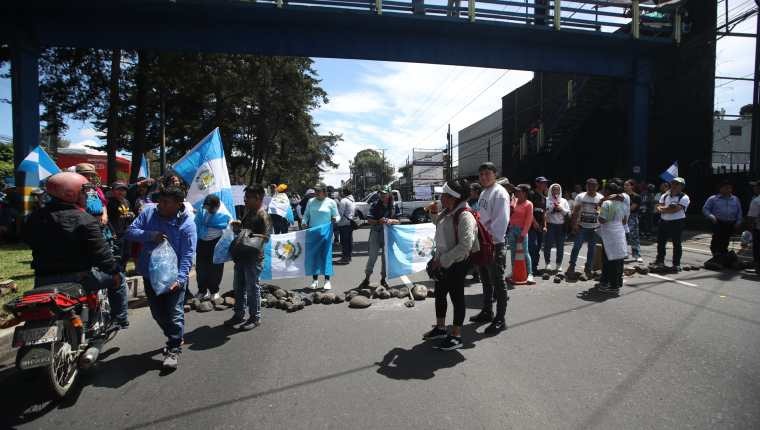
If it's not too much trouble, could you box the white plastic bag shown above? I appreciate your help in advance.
[213,225,235,264]
[149,240,179,295]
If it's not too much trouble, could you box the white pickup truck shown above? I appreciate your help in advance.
[354,188,442,224]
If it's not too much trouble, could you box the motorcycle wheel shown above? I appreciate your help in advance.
[47,321,79,398]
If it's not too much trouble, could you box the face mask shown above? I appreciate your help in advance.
[86,191,104,215]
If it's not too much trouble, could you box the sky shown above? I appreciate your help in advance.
[0,9,756,187]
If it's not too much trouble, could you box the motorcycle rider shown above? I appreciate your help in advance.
[24,172,123,316]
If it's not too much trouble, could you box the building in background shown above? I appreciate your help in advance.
[712,117,752,173]
[397,149,445,201]
[457,109,502,178]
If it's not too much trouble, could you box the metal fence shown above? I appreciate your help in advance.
[253,0,679,40]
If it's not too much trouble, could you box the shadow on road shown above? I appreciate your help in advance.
[375,324,488,381]
[184,324,238,351]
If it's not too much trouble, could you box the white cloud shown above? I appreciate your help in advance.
[78,128,102,139]
[314,60,533,187]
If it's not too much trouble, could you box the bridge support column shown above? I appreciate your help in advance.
[10,41,40,211]
[630,60,651,181]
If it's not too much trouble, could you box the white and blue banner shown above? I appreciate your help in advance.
[384,223,436,279]
[172,128,236,219]
[260,223,333,280]
[18,146,60,186]
[268,193,295,224]
[659,161,678,182]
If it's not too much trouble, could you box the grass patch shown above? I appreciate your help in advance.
[0,243,35,318]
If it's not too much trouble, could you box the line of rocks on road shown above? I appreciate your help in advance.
[182,262,705,315]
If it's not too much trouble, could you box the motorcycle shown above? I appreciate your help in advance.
[4,281,117,398]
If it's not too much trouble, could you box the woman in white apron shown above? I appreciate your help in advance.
[597,182,628,294]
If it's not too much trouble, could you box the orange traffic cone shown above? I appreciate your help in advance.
[508,240,528,285]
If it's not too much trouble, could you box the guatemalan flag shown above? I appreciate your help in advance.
[260,223,333,280]
[18,146,61,214]
[18,146,60,186]
[659,161,678,182]
[171,128,236,219]
[384,223,436,279]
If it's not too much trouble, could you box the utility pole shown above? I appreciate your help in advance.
[446,124,452,181]
[751,11,760,176]
[381,148,386,186]
[160,87,167,176]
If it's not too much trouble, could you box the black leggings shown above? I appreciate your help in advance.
[435,260,469,327]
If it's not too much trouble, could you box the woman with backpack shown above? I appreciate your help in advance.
[423,179,480,351]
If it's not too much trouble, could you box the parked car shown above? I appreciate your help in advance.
[354,188,442,224]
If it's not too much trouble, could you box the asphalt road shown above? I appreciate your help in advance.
[1,228,759,429]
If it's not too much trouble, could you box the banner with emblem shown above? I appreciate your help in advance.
[171,127,236,219]
[383,223,436,279]
[260,223,333,280]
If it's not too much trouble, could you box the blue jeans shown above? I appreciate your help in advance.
[507,227,532,275]
[528,228,543,273]
[109,273,129,324]
[143,277,186,349]
[569,227,597,270]
[543,223,566,266]
[627,214,641,258]
[233,262,261,322]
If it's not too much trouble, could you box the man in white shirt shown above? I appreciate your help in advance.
[654,177,690,271]
[469,162,511,335]
[567,178,602,276]
[746,180,760,275]
[336,188,356,264]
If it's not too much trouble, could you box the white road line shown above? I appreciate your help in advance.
[562,251,701,287]
[647,273,698,287]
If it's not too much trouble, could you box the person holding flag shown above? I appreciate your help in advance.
[268,183,294,234]
[302,183,340,290]
[195,194,231,302]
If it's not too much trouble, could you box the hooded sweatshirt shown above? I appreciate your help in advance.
[545,183,570,225]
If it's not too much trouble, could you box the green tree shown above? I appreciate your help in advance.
[353,149,394,187]
[0,144,13,180]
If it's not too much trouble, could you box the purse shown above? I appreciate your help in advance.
[230,229,265,261]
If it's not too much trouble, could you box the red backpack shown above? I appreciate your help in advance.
[453,207,495,266]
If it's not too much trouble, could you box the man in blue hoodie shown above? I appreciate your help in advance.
[126,186,197,370]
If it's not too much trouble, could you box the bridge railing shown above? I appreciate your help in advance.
[252,0,680,42]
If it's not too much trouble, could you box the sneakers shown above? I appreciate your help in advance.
[598,285,620,295]
[546,263,555,272]
[323,281,332,290]
[198,291,210,301]
[357,278,370,289]
[634,257,644,263]
[555,264,563,273]
[673,266,683,273]
[484,320,506,334]
[309,280,320,290]
[211,292,221,302]
[224,315,245,327]
[113,319,130,330]
[566,263,576,274]
[469,310,494,323]
[526,275,535,284]
[239,318,260,331]
[434,335,463,351]
[162,348,180,370]
[422,326,448,340]
[380,278,389,289]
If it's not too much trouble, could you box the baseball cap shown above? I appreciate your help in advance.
[305,188,316,195]
[478,162,497,173]
[586,178,599,185]
[535,176,549,183]
[670,177,686,185]
[111,181,128,190]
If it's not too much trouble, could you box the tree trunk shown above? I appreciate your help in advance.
[129,51,148,183]
[106,49,121,184]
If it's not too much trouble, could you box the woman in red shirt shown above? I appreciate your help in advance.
[508,184,535,283]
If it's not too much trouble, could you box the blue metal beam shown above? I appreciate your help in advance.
[0,1,674,79]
